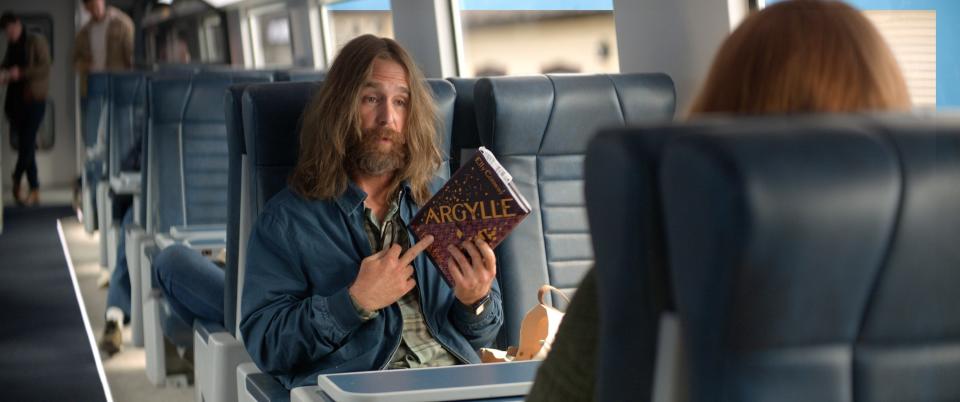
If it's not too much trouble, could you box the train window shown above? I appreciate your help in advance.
[249,4,294,67]
[863,11,936,108]
[456,0,619,77]
[319,0,394,62]
[199,15,227,64]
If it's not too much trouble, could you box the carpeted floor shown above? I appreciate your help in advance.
[0,205,107,402]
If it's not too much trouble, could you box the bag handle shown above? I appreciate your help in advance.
[538,285,571,306]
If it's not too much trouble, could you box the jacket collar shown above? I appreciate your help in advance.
[336,180,413,217]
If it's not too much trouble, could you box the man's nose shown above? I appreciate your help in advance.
[377,102,396,127]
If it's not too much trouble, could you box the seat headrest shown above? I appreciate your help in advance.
[148,77,192,123]
[475,73,675,156]
[109,72,145,104]
[242,81,321,169]
[184,72,273,122]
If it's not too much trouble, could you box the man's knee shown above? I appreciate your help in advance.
[154,245,200,287]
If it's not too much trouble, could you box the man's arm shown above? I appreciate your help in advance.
[239,212,367,375]
[118,13,135,68]
[21,35,51,82]
[73,29,90,74]
[446,239,504,349]
[448,278,503,350]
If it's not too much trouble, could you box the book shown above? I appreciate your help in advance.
[409,147,532,287]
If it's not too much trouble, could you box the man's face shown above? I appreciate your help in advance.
[84,0,106,21]
[351,57,411,176]
[4,22,21,43]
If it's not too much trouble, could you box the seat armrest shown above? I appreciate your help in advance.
[195,320,228,343]
[290,386,327,402]
[109,173,141,195]
[183,237,227,253]
[247,372,290,402]
[169,224,227,241]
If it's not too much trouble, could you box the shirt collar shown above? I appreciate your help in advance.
[336,180,413,216]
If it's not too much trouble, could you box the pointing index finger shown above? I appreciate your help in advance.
[399,235,434,267]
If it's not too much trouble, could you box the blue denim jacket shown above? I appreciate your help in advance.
[240,179,504,389]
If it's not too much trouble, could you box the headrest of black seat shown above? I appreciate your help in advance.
[475,73,675,156]
[446,77,482,168]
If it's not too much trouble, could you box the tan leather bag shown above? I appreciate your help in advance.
[481,285,570,362]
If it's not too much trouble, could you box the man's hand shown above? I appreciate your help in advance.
[349,235,434,311]
[448,238,497,306]
[8,67,20,82]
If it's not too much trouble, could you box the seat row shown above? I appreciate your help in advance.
[79,68,325,274]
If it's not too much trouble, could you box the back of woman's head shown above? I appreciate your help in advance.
[689,0,911,116]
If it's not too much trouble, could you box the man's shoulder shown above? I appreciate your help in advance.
[259,187,337,227]
[107,7,134,28]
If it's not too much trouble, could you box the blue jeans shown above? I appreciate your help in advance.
[154,244,224,326]
[11,100,45,189]
[105,208,133,322]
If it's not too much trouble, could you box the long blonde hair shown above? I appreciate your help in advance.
[689,0,911,115]
[290,35,442,205]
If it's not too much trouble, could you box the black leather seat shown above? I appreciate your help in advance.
[590,114,960,402]
[447,77,482,171]
[473,73,676,348]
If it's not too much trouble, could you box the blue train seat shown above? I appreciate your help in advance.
[235,78,456,401]
[137,71,273,387]
[81,73,110,234]
[275,69,326,82]
[472,73,676,348]
[584,125,679,402]
[591,115,960,402]
[100,72,146,274]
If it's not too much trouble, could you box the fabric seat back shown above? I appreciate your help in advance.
[473,73,675,347]
[107,72,146,177]
[651,115,960,402]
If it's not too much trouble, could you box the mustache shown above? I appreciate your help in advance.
[363,127,403,143]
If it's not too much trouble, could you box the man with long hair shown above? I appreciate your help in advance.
[240,35,503,388]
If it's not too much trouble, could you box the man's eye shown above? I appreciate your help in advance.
[395,99,408,107]
[363,96,379,104]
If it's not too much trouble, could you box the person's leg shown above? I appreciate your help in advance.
[154,245,225,326]
[100,207,133,356]
[21,102,45,203]
[105,208,134,322]
[11,120,25,204]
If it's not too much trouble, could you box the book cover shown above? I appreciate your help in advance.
[409,147,532,287]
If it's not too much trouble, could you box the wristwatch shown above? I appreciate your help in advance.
[463,293,491,316]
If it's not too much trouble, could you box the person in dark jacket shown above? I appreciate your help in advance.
[151,34,503,389]
[1,12,50,206]
[238,34,502,388]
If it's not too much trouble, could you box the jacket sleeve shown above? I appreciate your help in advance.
[239,212,366,375]
[448,277,504,350]
[72,29,89,74]
[23,36,51,81]
[119,15,135,68]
